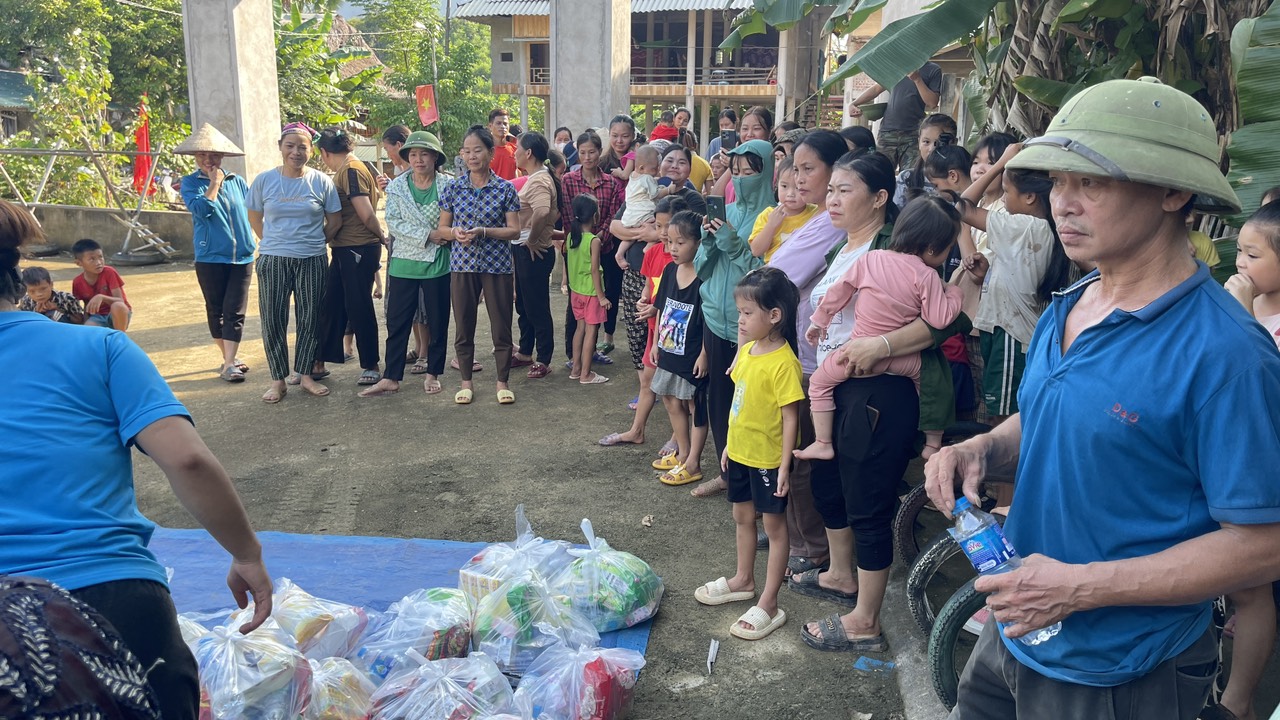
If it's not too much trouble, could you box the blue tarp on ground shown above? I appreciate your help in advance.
[149,527,652,654]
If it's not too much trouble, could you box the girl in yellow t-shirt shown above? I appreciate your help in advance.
[748,157,819,263]
[693,266,804,642]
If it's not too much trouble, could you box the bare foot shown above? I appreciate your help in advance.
[804,613,879,641]
[299,375,330,397]
[262,381,287,404]
[793,440,835,461]
[423,375,443,395]
[358,378,400,397]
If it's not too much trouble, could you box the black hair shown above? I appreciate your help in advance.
[903,114,958,198]
[554,126,573,141]
[661,143,693,165]
[660,110,675,123]
[776,120,801,134]
[668,210,704,245]
[510,124,524,137]
[1005,168,1071,302]
[519,132,559,215]
[730,150,764,176]
[774,156,797,203]
[316,128,356,154]
[464,125,496,152]
[719,108,738,124]
[1,200,44,302]
[21,266,52,286]
[72,238,102,258]
[488,108,509,123]
[576,130,603,152]
[548,147,566,171]
[1246,197,1280,256]
[924,144,972,181]
[794,129,848,170]
[655,194,689,217]
[839,126,876,153]
[889,195,962,258]
[734,266,801,353]
[833,151,900,224]
[973,132,1017,167]
[742,106,774,136]
[381,125,410,145]
[602,115,638,169]
[568,193,599,250]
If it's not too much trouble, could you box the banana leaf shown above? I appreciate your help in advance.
[721,0,848,48]
[822,0,1001,90]
[1225,1,1280,225]
[1226,120,1280,225]
[824,0,887,36]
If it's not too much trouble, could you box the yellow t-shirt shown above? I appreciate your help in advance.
[1188,230,1220,269]
[727,341,806,469]
[749,204,821,262]
[689,154,713,194]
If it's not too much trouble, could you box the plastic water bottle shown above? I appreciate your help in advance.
[948,496,1061,646]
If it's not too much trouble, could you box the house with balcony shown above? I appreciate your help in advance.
[454,0,872,152]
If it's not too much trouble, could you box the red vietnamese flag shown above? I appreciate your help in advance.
[132,95,153,196]
[416,85,439,126]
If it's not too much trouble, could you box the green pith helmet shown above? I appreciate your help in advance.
[399,130,444,162]
[1007,77,1241,213]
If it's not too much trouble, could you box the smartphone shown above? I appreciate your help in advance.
[720,129,740,152]
[706,196,727,224]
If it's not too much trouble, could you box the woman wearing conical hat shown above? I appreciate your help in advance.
[176,123,257,383]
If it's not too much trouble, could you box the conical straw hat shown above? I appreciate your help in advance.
[174,123,245,156]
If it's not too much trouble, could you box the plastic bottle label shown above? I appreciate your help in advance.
[953,525,1017,574]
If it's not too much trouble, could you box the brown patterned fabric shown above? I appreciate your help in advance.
[0,576,160,720]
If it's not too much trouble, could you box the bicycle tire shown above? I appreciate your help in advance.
[906,530,967,634]
[928,577,989,710]
[894,483,934,566]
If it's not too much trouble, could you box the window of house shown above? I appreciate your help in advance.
[0,112,16,139]
[500,52,514,63]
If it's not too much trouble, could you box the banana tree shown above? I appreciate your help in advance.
[1225,0,1280,224]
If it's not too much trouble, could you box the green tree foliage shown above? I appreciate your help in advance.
[275,0,383,126]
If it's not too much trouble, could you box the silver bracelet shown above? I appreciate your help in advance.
[880,335,892,356]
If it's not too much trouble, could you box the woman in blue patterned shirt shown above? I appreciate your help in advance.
[438,125,522,405]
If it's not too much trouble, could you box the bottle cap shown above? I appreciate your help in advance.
[953,496,971,512]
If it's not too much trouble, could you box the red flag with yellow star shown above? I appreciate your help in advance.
[415,85,439,126]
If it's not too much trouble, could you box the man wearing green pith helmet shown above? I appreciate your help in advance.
[925,77,1280,718]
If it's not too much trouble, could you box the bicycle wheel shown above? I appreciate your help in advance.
[906,530,973,634]
[894,482,1001,567]
[928,577,989,710]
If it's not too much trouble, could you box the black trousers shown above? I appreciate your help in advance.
[383,273,450,381]
[194,261,253,343]
[320,243,382,368]
[513,246,555,364]
[834,373,920,572]
[72,579,199,720]
[703,330,738,458]
[602,254,623,336]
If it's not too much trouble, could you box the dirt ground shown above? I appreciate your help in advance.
[36,255,907,720]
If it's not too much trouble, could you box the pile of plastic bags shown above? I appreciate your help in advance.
[179,506,659,720]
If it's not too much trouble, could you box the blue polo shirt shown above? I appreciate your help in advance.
[1004,262,1280,686]
[0,312,189,591]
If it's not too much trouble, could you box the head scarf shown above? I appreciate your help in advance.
[280,122,318,142]
[726,139,777,244]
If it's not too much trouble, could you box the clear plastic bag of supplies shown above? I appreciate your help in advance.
[369,652,516,720]
[305,657,377,720]
[350,587,473,683]
[228,578,370,660]
[548,519,664,632]
[471,572,599,678]
[193,619,313,720]
[178,613,211,649]
[459,505,573,603]
[512,643,645,720]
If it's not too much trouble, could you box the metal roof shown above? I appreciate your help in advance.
[454,0,752,18]
[0,71,34,111]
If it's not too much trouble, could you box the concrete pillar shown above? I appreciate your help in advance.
[644,101,653,133]
[182,0,282,182]
[550,0,631,135]
[646,14,655,83]
[776,28,789,125]
[517,44,530,128]
[701,10,712,84]
[699,98,711,156]
[685,10,696,116]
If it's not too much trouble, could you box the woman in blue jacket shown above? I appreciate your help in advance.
[177,124,258,382]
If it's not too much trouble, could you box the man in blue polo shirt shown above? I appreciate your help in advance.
[926,77,1280,719]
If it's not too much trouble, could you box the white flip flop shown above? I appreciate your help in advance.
[694,577,755,606]
[730,606,787,641]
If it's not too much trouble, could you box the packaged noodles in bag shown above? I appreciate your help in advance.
[228,578,369,660]
[305,658,377,720]
[470,572,598,678]
[549,519,664,632]
[512,643,645,720]
[193,619,313,720]
[458,505,573,604]
[350,587,473,683]
[368,653,515,720]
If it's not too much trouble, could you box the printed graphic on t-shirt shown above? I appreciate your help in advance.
[730,383,745,420]
[657,299,694,355]
[816,309,844,357]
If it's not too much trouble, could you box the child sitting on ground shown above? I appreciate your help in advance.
[619,146,671,228]
[18,267,85,324]
[694,266,803,642]
[748,157,819,263]
[70,239,131,331]
[794,196,965,462]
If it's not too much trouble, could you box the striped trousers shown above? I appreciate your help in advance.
[257,253,327,380]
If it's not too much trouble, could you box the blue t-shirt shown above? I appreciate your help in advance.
[1004,263,1280,686]
[246,167,341,259]
[181,171,257,264]
[0,312,190,591]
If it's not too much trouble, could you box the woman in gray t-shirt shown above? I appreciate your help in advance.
[246,123,342,404]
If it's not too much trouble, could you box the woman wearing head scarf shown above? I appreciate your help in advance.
[246,122,342,404]
[176,124,256,383]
